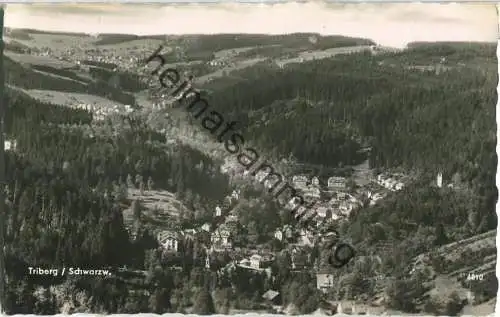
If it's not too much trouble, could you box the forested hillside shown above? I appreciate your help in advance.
[96,32,374,50]
[3,88,232,313]
[205,43,495,176]
[196,42,497,311]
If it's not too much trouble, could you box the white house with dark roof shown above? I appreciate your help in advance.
[339,201,355,216]
[231,189,240,200]
[304,186,321,199]
[376,173,406,191]
[285,196,303,211]
[314,204,331,219]
[327,176,346,189]
[292,175,308,189]
[316,267,335,293]
[157,230,180,252]
[250,254,274,269]
[274,225,294,241]
[215,205,222,217]
[4,140,16,151]
[262,290,281,305]
[201,222,212,232]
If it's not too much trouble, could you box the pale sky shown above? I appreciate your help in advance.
[4,2,498,48]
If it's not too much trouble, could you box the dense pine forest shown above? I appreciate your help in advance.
[3,88,236,313]
[4,56,138,106]
[199,42,497,312]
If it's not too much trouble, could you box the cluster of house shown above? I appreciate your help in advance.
[375,173,405,192]
[405,59,451,76]
[435,172,458,189]
[44,45,147,72]
[73,103,134,121]
[318,191,361,218]
[155,189,241,255]
[156,220,236,254]
[290,175,360,218]
[238,253,274,271]
[78,52,140,69]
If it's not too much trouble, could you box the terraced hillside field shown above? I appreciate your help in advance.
[410,229,496,307]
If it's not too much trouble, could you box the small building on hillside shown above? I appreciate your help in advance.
[339,201,355,216]
[437,172,443,188]
[262,290,281,305]
[369,192,386,206]
[4,140,16,151]
[157,230,181,252]
[316,267,335,293]
[274,225,294,241]
[215,205,222,217]
[211,227,232,249]
[376,173,406,192]
[250,254,274,269]
[231,189,240,201]
[201,222,211,232]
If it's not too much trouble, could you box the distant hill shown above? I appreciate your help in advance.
[6,27,88,37]
[407,41,496,49]
[94,33,141,45]
[4,40,31,54]
[92,32,376,52]
[402,41,496,63]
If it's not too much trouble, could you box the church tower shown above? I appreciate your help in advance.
[437,172,443,188]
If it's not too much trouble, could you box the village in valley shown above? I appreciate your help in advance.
[2,12,497,314]
[123,161,422,299]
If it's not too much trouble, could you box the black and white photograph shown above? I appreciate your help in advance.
[0,2,497,316]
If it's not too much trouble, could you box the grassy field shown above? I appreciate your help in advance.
[276,45,373,66]
[22,89,124,107]
[195,57,267,85]
[123,188,190,233]
[5,52,77,69]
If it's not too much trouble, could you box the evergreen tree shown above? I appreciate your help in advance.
[126,174,134,189]
[192,287,216,315]
[147,176,155,191]
[132,199,141,220]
